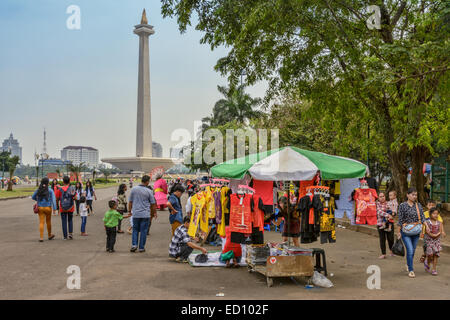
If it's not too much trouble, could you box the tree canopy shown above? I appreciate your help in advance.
[162,0,449,202]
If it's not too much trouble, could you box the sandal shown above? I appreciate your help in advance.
[419,254,426,263]
[431,270,438,276]
[424,260,430,272]
[48,234,55,240]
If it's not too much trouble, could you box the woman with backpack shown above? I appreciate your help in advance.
[32,177,57,242]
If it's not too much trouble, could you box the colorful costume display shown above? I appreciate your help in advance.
[353,188,378,225]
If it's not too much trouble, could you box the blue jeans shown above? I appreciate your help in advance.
[401,232,420,272]
[61,212,73,238]
[81,216,87,233]
[132,217,150,250]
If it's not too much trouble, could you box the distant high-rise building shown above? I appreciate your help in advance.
[169,147,183,159]
[1,133,22,164]
[61,146,99,168]
[152,142,162,158]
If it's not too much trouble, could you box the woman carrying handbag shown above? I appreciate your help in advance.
[397,188,425,278]
[32,177,57,242]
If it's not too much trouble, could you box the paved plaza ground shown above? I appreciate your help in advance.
[0,187,449,300]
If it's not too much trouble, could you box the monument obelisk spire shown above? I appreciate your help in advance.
[134,9,155,157]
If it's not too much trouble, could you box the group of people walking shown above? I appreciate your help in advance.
[376,187,445,278]
[32,177,97,241]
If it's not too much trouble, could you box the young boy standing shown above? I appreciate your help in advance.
[103,200,131,253]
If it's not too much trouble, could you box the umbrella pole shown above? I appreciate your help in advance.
[287,180,291,246]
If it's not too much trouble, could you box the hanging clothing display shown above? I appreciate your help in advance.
[205,186,216,219]
[297,194,322,243]
[213,189,222,224]
[229,194,253,234]
[252,179,274,214]
[353,188,378,225]
[188,193,207,237]
[319,194,336,243]
[251,195,265,232]
[217,186,231,237]
[298,178,316,199]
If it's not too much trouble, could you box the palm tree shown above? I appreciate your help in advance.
[6,156,20,191]
[202,85,262,130]
[100,168,113,182]
[69,162,84,182]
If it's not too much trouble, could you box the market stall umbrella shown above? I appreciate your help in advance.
[211,146,367,181]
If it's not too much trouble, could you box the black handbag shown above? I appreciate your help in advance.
[392,238,405,256]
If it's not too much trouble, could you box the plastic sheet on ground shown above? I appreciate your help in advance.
[188,251,247,267]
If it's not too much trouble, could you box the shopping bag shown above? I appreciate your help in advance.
[392,238,405,256]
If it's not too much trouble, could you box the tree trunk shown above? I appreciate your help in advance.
[410,146,429,206]
[7,170,14,191]
[389,148,409,202]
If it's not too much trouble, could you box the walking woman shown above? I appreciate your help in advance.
[32,177,57,242]
[74,182,83,216]
[397,188,425,278]
[116,183,128,233]
[376,192,394,259]
[153,174,168,210]
[51,179,60,213]
[85,180,97,215]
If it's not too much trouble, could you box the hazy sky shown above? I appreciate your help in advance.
[0,0,266,165]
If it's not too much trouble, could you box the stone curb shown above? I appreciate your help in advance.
[0,195,31,201]
[336,219,450,255]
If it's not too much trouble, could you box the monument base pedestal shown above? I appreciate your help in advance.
[101,157,179,173]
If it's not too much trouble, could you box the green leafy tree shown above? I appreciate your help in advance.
[6,155,20,191]
[99,168,114,183]
[162,0,450,202]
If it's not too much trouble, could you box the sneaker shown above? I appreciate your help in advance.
[378,255,386,259]
[63,238,67,240]
[130,247,137,252]
[39,239,44,243]
[408,271,416,278]
[431,270,438,276]
[139,249,146,253]
[68,234,73,240]
[110,249,115,252]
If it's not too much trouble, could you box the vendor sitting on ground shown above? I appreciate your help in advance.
[220,226,242,268]
[169,216,207,263]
